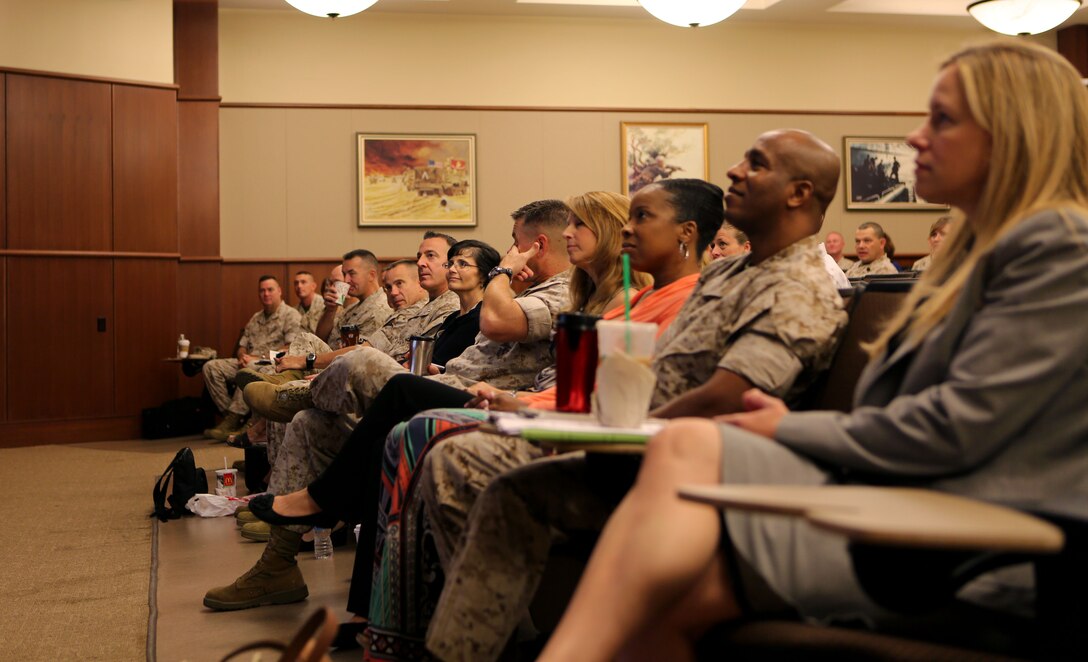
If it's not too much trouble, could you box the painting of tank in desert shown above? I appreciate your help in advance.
[357,133,477,227]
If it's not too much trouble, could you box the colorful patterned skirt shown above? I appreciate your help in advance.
[365,408,489,661]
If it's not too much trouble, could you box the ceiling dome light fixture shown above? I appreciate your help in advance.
[285,0,379,19]
[638,0,746,28]
[967,0,1082,36]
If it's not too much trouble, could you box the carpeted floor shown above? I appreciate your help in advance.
[0,444,158,659]
[0,439,242,661]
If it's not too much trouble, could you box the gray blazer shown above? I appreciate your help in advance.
[776,209,1088,518]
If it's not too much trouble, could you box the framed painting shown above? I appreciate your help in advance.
[621,122,709,195]
[357,133,477,227]
[843,137,948,210]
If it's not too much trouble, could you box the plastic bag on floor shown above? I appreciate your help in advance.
[185,492,266,518]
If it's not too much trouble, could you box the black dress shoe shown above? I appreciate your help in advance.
[249,493,339,528]
[330,620,367,650]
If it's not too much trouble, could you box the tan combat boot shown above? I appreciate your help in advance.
[240,520,271,542]
[244,382,314,423]
[203,526,308,610]
[204,412,247,441]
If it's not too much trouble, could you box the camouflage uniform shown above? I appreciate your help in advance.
[287,332,333,360]
[437,270,571,392]
[652,236,846,407]
[263,291,466,504]
[265,407,358,534]
[234,332,335,389]
[845,254,898,278]
[202,302,302,415]
[911,254,933,272]
[296,298,325,335]
[366,290,459,363]
[420,237,848,661]
[329,290,393,350]
[267,273,570,558]
[836,255,856,272]
[310,271,571,418]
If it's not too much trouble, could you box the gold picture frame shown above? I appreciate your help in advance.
[357,133,477,227]
[621,122,709,196]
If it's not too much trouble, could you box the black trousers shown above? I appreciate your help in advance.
[304,372,474,615]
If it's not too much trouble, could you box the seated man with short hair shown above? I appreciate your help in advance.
[292,270,324,335]
[845,221,898,277]
[273,233,460,378]
[202,275,302,441]
[313,249,393,351]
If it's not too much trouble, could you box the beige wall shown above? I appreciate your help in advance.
[220,10,991,111]
[0,0,173,83]
[216,9,1046,259]
[221,106,936,258]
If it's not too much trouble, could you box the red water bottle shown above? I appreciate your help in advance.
[555,312,600,413]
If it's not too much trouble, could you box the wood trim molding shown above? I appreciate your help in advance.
[219,101,926,117]
[221,256,408,264]
[0,65,178,90]
[0,249,181,259]
[179,255,224,263]
[178,95,223,103]
[0,416,142,447]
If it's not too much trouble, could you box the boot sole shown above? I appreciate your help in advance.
[240,528,271,542]
[203,585,309,611]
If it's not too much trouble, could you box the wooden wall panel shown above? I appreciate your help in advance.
[178,102,220,257]
[177,261,221,397]
[285,260,341,307]
[219,263,288,360]
[6,75,112,251]
[115,259,178,415]
[113,86,179,253]
[6,258,114,421]
[174,0,219,100]
[1058,25,1088,78]
[0,258,5,422]
[1,73,6,249]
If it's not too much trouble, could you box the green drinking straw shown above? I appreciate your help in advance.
[622,253,632,352]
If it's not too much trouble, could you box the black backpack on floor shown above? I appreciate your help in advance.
[151,447,208,522]
[142,396,216,439]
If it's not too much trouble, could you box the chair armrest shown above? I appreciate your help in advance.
[676,485,1064,554]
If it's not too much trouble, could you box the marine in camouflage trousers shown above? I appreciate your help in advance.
[258,348,409,532]
[203,358,277,416]
[414,432,621,662]
[264,408,358,534]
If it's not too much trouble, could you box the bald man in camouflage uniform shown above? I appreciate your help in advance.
[420,131,849,661]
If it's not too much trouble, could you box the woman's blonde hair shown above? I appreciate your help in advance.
[871,40,1088,354]
[566,191,650,315]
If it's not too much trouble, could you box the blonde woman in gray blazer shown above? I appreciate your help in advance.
[537,41,1088,662]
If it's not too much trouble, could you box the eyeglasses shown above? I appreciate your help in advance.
[443,259,478,270]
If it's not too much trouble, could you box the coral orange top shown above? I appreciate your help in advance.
[519,272,701,410]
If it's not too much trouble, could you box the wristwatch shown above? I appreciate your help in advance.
[488,266,514,281]
[305,352,316,370]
